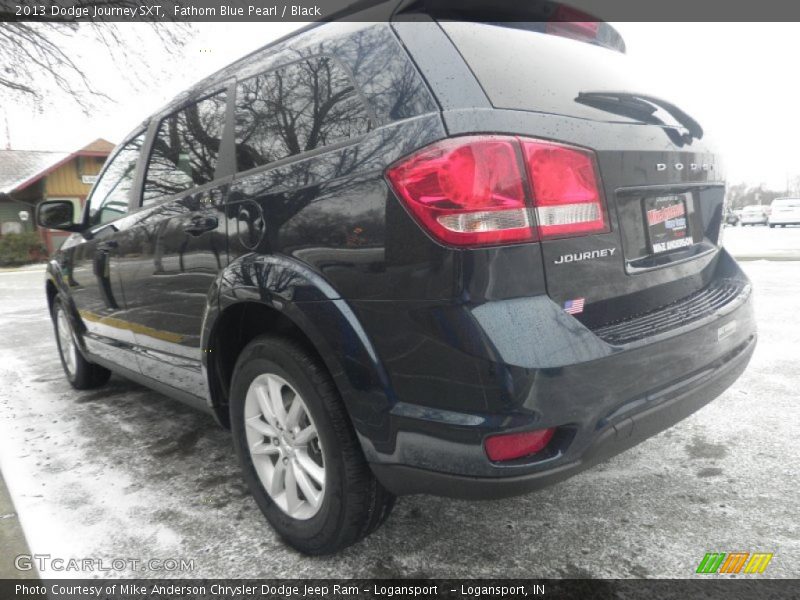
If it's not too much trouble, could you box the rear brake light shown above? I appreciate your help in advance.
[546,20,600,43]
[385,136,533,247]
[386,136,607,247]
[544,6,626,54]
[485,428,556,462]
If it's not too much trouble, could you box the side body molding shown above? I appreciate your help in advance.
[203,253,396,441]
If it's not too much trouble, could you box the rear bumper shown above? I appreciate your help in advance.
[353,250,756,497]
[370,331,755,498]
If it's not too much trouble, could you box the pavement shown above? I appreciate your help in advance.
[722,224,800,260]
[0,236,798,578]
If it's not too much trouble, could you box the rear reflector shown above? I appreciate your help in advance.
[484,428,556,462]
[386,136,608,247]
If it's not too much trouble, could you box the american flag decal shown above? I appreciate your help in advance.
[564,297,585,315]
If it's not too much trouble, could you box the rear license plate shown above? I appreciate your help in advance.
[644,194,692,254]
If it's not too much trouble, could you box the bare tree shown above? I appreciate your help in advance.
[0,1,189,111]
[788,175,800,196]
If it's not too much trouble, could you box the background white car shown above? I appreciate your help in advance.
[768,198,800,227]
[740,205,769,226]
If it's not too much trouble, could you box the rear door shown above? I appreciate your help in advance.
[120,90,232,399]
[438,21,725,327]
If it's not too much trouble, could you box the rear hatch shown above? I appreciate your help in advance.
[439,21,727,330]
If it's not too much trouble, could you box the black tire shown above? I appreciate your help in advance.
[230,335,395,555]
[52,298,111,390]
[769,224,775,228]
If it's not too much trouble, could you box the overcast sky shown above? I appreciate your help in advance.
[3,22,799,189]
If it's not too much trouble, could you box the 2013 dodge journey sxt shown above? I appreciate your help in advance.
[37,8,756,554]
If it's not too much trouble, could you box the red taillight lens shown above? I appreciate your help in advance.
[386,136,607,247]
[385,136,533,247]
[484,428,556,462]
[520,140,609,239]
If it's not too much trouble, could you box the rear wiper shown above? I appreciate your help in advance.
[576,91,703,142]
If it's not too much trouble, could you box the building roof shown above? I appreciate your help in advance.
[0,138,114,195]
[80,138,115,154]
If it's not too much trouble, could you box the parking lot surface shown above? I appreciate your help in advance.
[0,257,797,578]
[722,224,800,260]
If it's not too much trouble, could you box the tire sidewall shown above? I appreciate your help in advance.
[230,339,347,549]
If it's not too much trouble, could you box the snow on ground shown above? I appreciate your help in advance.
[722,224,800,260]
[0,259,798,578]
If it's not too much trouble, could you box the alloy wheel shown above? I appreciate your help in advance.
[243,373,325,520]
[56,306,77,377]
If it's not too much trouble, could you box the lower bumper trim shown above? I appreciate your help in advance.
[370,333,755,499]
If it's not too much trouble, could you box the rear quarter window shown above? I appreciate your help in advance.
[233,56,371,173]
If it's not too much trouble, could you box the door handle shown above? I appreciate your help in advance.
[184,215,218,236]
[97,240,118,251]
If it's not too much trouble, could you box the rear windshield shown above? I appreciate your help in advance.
[440,21,678,126]
[743,206,765,213]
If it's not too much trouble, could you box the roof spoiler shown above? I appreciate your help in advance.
[392,0,626,53]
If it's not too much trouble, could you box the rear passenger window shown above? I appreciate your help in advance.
[234,56,370,172]
[143,91,227,205]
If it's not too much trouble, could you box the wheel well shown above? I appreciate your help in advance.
[207,302,323,428]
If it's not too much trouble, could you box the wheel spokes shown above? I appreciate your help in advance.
[294,424,317,446]
[245,415,277,438]
[285,392,303,430]
[249,440,279,455]
[284,462,301,515]
[269,458,286,497]
[295,451,325,486]
[57,309,76,374]
[266,375,287,427]
[292,458,322,508]
[254,385,277,429]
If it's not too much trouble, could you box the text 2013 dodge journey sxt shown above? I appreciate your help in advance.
[37,9,756,554]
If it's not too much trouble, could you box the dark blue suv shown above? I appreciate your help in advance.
[37,14,756,554]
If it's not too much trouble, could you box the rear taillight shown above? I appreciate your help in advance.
[385,136,533,246]
[521,140,609,239]
[386,135,608,247]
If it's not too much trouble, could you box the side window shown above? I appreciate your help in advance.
[87,133,145,227]
[234,56,370,172]
[143,91,228,205]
